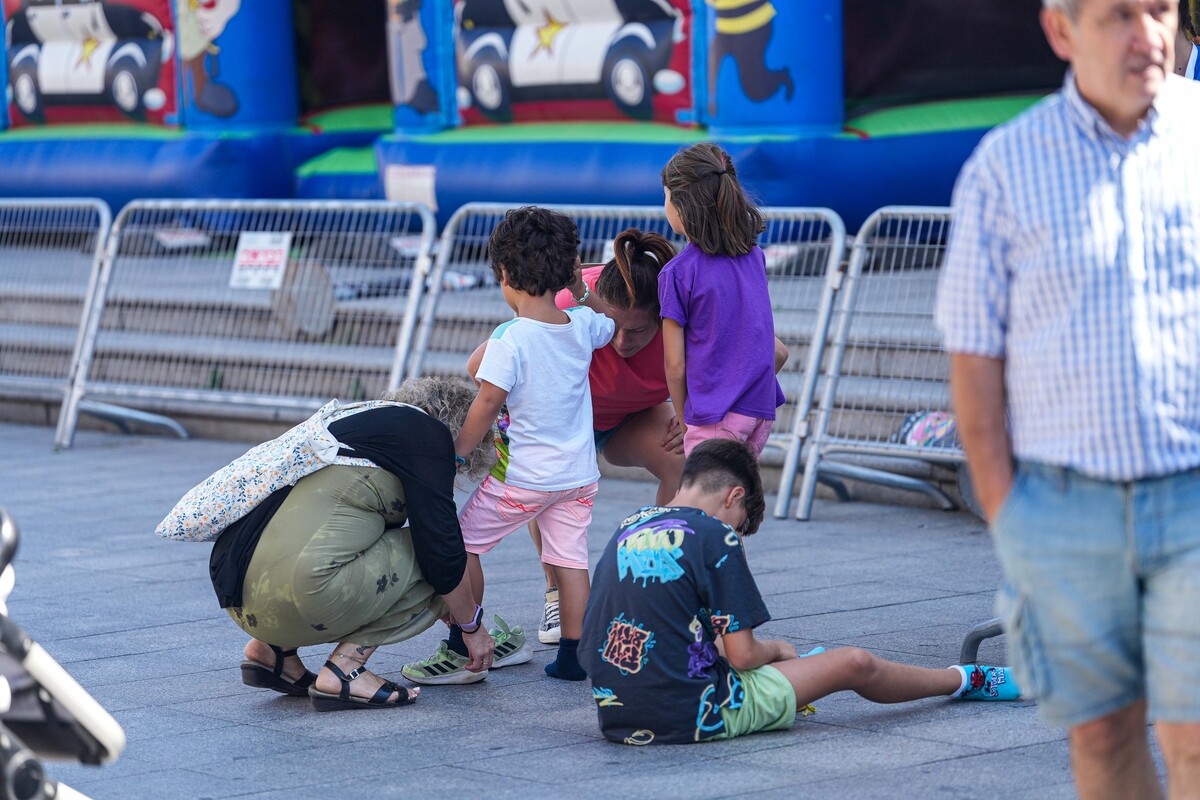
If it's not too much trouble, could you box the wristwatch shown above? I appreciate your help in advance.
[455,604,484,634]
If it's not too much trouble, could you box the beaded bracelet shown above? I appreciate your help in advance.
[573,284,591,305]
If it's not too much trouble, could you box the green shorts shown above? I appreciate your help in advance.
[713,664,798,739]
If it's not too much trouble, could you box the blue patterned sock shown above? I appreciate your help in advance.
[952,664,1022,701]
[544,638,586,681]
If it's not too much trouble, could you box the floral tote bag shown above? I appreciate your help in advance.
[156,399,418,542]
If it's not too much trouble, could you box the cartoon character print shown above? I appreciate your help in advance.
[706,0,792,116]
[600,613,655,675]
[615,516,697,586]
[686,615,718,679]
[707,610,738,637]
[963,666,1009,699]
[176,0,240,117]
[389,0,438,113]
[488,404,512,481]
[693,667,743,740]
[624,729,655,746]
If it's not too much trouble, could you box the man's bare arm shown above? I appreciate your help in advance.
[949,353,1013,522]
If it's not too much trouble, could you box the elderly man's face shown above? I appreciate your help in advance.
[1042,0,1177,135]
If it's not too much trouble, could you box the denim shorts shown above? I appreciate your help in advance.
[991,460,1200,728]
[592,413,636,454]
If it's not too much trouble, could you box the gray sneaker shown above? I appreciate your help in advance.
[401,640,487,685]
[538,588,561,644]
[490,614,532,667]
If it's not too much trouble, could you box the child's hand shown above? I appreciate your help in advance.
[661,415,685,454]
[773,640,799,662]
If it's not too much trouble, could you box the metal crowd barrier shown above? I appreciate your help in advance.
[793,207,962,521]
[56,199,436,449]
[406,202,846,498]
[0,199,110,408]
[759,208,847,509]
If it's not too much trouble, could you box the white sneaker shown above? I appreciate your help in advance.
[538,588,561,644]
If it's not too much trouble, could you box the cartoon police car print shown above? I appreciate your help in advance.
[6,0,173,123]
[455,0,685,122]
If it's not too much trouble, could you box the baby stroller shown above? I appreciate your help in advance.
[0,507,125,800]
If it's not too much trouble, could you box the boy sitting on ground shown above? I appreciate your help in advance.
[579,439,1020,744]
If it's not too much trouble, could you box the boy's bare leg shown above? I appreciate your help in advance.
[527,520,556,590]
[544,564,589,680]
[769,647,960,707]
[550,565,589,639]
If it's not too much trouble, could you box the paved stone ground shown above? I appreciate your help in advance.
[0,422,1167,799]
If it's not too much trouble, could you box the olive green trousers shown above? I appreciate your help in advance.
[227,466,448,648]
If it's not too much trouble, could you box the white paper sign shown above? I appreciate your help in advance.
[229,232,292,290]
[385,164,438,212]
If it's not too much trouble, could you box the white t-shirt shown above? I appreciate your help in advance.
[477,306,615,490]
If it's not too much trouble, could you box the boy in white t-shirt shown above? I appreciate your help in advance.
[402,207,614,684]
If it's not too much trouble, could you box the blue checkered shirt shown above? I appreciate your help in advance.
[935,73,1200,481]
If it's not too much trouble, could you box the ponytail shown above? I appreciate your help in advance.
[661,142,763,256]
[595,228,676,315]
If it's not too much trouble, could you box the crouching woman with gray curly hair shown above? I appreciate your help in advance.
[207,378,496,711]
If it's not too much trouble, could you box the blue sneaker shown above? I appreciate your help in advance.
[800,646,825,657]
[955,665,1021,701]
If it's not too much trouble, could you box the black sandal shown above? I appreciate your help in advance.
[240,645,317,697]
[308,660,415,712]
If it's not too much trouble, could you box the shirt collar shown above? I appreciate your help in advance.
[1061,69,1173,145]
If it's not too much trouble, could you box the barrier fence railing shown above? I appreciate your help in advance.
[758,208,846,512]
[407,202,846,503]
[55,199,436,449]
[0,198,110,408]
[793,206,961,521]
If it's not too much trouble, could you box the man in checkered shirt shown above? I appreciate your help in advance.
[936,1,1200,797]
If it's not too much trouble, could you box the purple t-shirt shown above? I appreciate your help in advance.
[658,243,785,425]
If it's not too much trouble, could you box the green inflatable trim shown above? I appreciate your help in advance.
[0,124,186,140]
[302,104,393,132]
[295,146,377,176]
[843,94,1048,138]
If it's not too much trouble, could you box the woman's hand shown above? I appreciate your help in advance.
[462,625,495,672]
[661,414,685,454]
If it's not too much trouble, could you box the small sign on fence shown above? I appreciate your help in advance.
[229,232,292,290]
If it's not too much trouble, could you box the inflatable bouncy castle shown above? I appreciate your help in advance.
[0,1,1066,229]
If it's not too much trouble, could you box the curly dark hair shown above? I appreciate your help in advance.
[1182,0,1197,39]
[487,206,580,296]
[679,439,765,536]
[661,142,764,257]
[594,228,676,315]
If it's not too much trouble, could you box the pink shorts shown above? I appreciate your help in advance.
[459,475,598,570]
[683,411,773,457]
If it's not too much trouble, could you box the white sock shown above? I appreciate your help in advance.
[948,665,969,697]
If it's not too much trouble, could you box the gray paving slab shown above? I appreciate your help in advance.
[0,420,1169,798]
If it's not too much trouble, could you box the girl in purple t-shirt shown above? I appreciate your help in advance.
[658,142,785,457]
